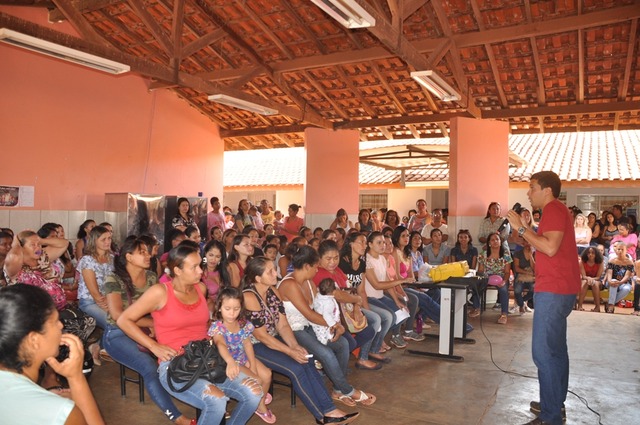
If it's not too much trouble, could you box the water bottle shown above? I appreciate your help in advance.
[415,314,424,334]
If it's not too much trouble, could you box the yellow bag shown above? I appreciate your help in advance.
[429,261,470,282]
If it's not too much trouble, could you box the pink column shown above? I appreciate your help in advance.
[304,128,360,229]
[449,117,510,243]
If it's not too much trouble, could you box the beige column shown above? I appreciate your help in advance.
[448,117,511,246]
[304,128,360,230]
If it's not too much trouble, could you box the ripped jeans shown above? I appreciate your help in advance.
[158,360,262,425]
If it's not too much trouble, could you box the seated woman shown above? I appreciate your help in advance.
[75,219,96,261]
[608,221,638,261]
[382,209,401,231]
[364,232,415,349]
[330,208,353,233]
[604,242,634,313]
[312,240,379,370]
[449,229,480,316]
[228,234,255,288]
[422,228,450,266]
[202,239,231,314]
[102,237,194,425]
[280,204,304,243]
[0,285,104,425]
[354,209,374,235]
[600,212,618,250]
[4,230,96,389]
[587,213,602,246]
[37,223,77,302]
[338,232,392,362]
[118,244,262,425]
[510,240,535,315]
[278,246,376,407]
[477,233,513,325]
[172,198,196,232]
[234,199,254,233]
[77,226,114,332]
[574,213,592,255]
[577,246,605,312]
[243,256,360,425]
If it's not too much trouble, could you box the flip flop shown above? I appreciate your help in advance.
[254,408,276,424]
[354,361,382,370]
[352,390,376,406]
[331,392,356,407]
[368,354,392,364]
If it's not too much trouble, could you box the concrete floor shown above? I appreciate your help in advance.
[89,303,640,425]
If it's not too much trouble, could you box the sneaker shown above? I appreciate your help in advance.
[390,334,408,348]
[492,303,501,310]
[523,304,533,313]
[403,330,426,341]
[529,401,566,422]
[509,305,520,315]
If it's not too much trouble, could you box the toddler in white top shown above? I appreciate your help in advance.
[312,278,341,345]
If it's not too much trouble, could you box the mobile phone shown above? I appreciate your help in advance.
[56,344,70,362]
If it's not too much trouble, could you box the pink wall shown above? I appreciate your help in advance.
[304,128,360,215]
[449,117,510,216]
[0,7,224,211]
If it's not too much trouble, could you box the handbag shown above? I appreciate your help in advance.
[340,302,368,333]
[166,339,227,392]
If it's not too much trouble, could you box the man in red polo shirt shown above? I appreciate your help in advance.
[507,171,580,425]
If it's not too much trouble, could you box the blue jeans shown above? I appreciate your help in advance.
[514,281,535,307]
[294,326,353,396]
[362,307,389,354]
[532,292,576,425]
[495,283,510,314]
[342,320,375,361]
[607,282,632,305]
[102,325,182,422]
[367,295,406,336]
[158,361,261,425]
[253,341,335,421]
[79,298,108,331]
[402,291,419,331]
[405,288,440,323]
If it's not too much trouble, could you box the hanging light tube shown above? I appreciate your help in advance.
[0,28,130,74]
[411,70,461,102]
[310,0,376,28]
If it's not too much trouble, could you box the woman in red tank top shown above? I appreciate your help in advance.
[118,244,262,425]
[578,246,605,312]
[228,234,254,288]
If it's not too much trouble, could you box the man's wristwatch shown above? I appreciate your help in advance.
[518,227,527,237]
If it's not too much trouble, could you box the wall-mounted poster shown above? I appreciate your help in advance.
[0,186,34,207]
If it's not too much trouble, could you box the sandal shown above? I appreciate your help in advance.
[632,311,640,316]
[331,392,356,407]
[352,390,376,406]
[255,408,276,424]
[378,343,392,353]
[497,314,508,325]
[591,307,601,313]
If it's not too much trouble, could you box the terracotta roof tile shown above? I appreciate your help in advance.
[224,130,640,187]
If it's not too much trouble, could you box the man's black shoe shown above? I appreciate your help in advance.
[529,401,566,422]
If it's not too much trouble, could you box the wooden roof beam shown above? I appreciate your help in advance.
[483,101,640,119]
[219,124,310,138]
[126,0,173,56]
[619,18,638,101]
[577,29,584,103]
[181,29,226,59]
[337,112,471,129]
[48,0,118,22]
[50,0,105,45]
[402,0,425,21]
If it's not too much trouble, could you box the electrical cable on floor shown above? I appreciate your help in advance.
[477,302,603,425]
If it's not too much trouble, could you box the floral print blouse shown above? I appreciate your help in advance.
[244,285,285,344]
[208,320,255,365]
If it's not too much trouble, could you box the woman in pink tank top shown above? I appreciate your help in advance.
[118,244,262,425]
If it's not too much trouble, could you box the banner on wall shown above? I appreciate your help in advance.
[0,186,34,207]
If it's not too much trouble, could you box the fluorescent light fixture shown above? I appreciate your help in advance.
[410,70,461,102]
[208,94,279,116]
[0,28,130,74]
[310,0,376,28]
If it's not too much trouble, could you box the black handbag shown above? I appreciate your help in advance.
[166,339,227,393]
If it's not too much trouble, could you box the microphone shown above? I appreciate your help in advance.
[497,202,522,232]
